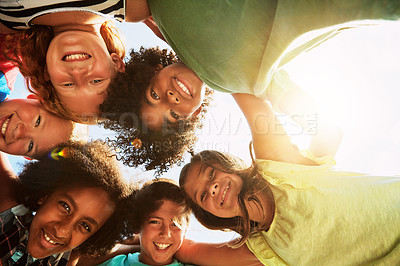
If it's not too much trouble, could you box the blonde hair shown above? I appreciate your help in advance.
[5,20,126,123]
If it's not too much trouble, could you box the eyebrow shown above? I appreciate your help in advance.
[63,193,100,228]
[193,164,206,203]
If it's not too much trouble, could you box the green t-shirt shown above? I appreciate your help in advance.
[149,0,400,104]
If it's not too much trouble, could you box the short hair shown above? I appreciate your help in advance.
[129,178,191,233]
[100,47,213,175]
[4,20,125,123]
[179,150,268,248]
[17,140,133,257]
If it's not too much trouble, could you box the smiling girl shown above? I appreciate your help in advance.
[1,1,129,122]
[177,93,400,265]
[0,140,132,265]
[100,47,212,174]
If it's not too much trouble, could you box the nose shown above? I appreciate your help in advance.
[54,220,72,240]
[166,89,180,104]
[13,123,28,140]
[160,224,171,238]
[71,66,88,79]
[209,183,219,197]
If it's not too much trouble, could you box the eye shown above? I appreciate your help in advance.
[150,89,160,100]
[200,191,206,202]
[35,116,41,127]
[170,109,180,120]
[79,221,92,232]
[149,219,160,225]
[63,83,74,87]
[60,201,71,213]
[209,168,215,181]
[92,79,102,84]
[28,141,34,153]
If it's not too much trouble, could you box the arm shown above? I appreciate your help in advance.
[271,71,343,157]
[174,239,262,266]
[125,0,152,22]
[69,243,140,266]
[232,93,317,165]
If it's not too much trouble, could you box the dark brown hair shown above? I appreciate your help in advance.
[100,47,213,175]
[17,140,133,256]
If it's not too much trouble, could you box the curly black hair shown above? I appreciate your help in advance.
[128,178,191,233]
[100,47,213,175]
[17,140,135,257]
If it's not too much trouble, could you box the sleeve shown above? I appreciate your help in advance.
[0,34,19,102]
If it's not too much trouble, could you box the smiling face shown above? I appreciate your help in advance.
[27,186,115,259]
[46,30,124,116]
[139,200,187,266]
[183,162,243,218]
[140,62,206,130]
[0,98,73,158]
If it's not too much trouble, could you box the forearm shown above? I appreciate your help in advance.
[125,0,151,22]
[175,239,262,266]
[232,93,317,165]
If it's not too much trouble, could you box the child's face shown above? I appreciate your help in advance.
[139,200,188,266]
[27,186,115,259]
[140,62,206,130]
[183,162,243,218]
[46,31,124,116]
[0,98,72,158]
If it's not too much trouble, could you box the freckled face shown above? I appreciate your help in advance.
[140,62,206,130]
[27,186,115,259]
[139,200,187,266]
[46,30,124,116]
[183,162,243,218]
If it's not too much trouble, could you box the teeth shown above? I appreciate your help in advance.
[220,184,230,206]
[1,117,10,136]
[63,53,90,61]
[154,243,171,250]
[176,79,191,96]
[44,232,58,245]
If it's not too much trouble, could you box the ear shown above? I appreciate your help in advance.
[26,94,39,100]
[191,106,202,119]
[154,64,163,72]
[110,53,125,73]
[37,195,48,205]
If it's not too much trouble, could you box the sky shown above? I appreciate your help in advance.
[9,20,400,243]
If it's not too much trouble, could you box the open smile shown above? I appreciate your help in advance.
[41,229,64,248]
[1,115,12,138]
[154,242,172,251]
[220,182,230,206]
[174,77,192,98]
[62,52,91,62]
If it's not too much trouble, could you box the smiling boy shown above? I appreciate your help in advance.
[99,179,191,266]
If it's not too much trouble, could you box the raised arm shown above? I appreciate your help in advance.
[232,93,317,165]
[174,239,262,266]
[125,0,152,22]
[270,70,343,157]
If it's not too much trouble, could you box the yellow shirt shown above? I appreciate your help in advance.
[246,155,400,265]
